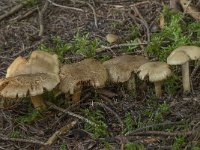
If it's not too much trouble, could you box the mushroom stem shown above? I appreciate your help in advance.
[127,73,136,95]
[31,95,46,110]
[154,81,162,97]
[72,87,82,103]
[182,61,190,93]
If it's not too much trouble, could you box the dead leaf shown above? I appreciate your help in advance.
[159,14,165,29]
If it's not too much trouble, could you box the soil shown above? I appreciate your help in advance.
[0,0,199,149]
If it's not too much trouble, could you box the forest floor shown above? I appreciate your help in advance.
[0,0,200,149]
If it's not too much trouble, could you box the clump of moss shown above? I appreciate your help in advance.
[146,6,200,61]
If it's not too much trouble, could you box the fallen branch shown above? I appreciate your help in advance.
[39,120,77,150]
[46,101,98,127]
[0,134,47,146]
[0,2,27,22]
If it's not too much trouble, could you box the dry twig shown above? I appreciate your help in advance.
[39,120,77,150]
[129,5,150,42]
[38,1,49,36]
[125,121,184,136]
[0,3,27,22]
[12,8,37,22]
[71,0,98,28]
[96,42,147,53]
[46,101,98,127]
[127,130,194,137]
[0,134,47,146]
[47,0,84,12]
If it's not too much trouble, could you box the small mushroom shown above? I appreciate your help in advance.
[167,46,200,93]
[0,51,60,110]
[103,55,149,94]
[59,58,108,102]
[106,33,119,44]
[137,62,172,97]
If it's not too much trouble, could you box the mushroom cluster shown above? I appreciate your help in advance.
[0,45,199,109]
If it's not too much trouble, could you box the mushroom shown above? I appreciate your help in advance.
[103,55,149,94]
[0,51,60,110]
[59,58,108,102]
[106,33,119,44]
[167,46,200,93]
[0,73,59,109]
[137,62,172,97]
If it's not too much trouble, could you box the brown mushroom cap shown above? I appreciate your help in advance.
[167,51,190,65]
[6,56,27,78]
[172,46,200,60]
[103,55,149,83]
[138,62,171,82]
[6,50,59,77]
[59,58,108,94]
[0,73,59,98]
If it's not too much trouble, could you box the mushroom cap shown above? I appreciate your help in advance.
[103,55,149,83]
[173,46,200,60]
[0,73,59,98]
[6,56,27,78]
[138,62,171,82]
[167,46,200,66]
[59,58,108,94]
[6,50,59,77]
[167,51,190,65]
[106,33,118,44]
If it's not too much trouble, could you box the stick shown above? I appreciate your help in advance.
[39,120,77,150]
[127,130,193,137]
[0,134,47,146]
[96,42,147,53]
[125,121,184,136]
[0,3,26,22]
[71,0,98,28]
[38,1,49,36]
[46,101,98,127]
[47,0,84,12]
[129,6,150,43]
[12,8,37,22]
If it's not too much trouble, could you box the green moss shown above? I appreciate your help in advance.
[146,6,200,61]
[16,108,42,124]
[83,109,108,139]
[125,142,145,150]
